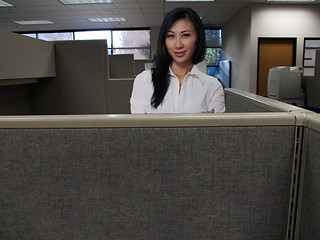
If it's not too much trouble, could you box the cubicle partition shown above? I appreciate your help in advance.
[296,114,320,240]
[30,40,109,115]
[108,54,135,114]
[0,113,296,239]
[224,88,304,113]
[0,30,55,115]
[0,37,139,115]
[224,88,320,240]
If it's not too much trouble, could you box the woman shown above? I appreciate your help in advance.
[130,7,225,114]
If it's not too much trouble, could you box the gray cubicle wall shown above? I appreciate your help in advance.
[223,89,320,240]
[0,30,55,115]
[108,54,134,79]
[134,59,152,76]
[0,114,295,239]
[0,85,30,115]
[30,40,109,115]
[108,54,135,114]
[224,88,305,113]
[0,30,55,81]
[225,89,270,112]
[108,79,133,114]
[297,114,320,240]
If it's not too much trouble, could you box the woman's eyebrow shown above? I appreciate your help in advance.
[167,29,192,33]
[181,30,192,33]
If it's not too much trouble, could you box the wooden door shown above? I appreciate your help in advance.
[257,38,296,96]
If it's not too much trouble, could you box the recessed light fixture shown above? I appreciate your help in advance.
[88,17,126,22]
[59,0,112,4]
[0,0,13,7]
[266,0,315,1]
[165,0,214,2]
[14,20,54,25]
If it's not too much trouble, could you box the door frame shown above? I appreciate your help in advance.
[257,37,297,95]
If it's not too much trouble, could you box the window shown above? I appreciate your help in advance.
[75,30,111,42]
[20,28,220,67]
[20,29,151,60]
[21,33,37,38]
[75,30,112,54]
[38,32,73,41]
[303,38,320,76]
[205,29,222,78]
[112,30,151,59]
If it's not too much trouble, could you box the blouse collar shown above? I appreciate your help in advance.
[168,64,201,77]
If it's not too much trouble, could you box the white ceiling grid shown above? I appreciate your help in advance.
[0,0,319,32]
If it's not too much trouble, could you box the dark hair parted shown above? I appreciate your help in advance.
[151,7,206,108]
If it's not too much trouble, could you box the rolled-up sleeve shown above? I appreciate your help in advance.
[208,82,226,113]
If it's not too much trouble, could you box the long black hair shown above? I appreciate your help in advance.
[151,7,206,108]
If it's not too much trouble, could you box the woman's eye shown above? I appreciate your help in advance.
[167,34,174,38]
[183,34,190,38]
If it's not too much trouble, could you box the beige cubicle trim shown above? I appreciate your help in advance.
[225,88,305,112]
[0,112,295,129]
[305,113,320,132]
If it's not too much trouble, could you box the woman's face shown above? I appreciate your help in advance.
[165,18,197,68]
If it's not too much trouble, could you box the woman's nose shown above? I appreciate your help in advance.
[175,37,183,49]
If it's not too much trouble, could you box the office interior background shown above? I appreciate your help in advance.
[1,1,320,240]
[1,0,320,107]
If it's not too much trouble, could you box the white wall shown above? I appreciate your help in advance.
[222,7,252,91]
[222,3,320,93]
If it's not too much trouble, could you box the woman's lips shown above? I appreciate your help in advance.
[175,51,186,57]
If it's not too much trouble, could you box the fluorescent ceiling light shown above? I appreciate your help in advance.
[59,0,112,4]
[165,0,214,2]
[88,17,126,22]
[266,0,315,1]
[0,0,13,7]
[14,20,54,25]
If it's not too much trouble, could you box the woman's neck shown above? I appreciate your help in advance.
[170,62,193,83]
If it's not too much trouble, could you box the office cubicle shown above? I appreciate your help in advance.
[0,113,296,239]
[222,88,320,240]
[1,89,320,240]
[1,32,320,239]
[0,35,137,115]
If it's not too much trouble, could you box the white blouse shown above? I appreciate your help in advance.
[130,65,226,114]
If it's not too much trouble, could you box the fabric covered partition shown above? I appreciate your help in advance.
[30,40,109,115]
[108,79,133,114]
[297,114,320,240]
[224,88,304,113]
[0,113,295,239]
[108,54,134,79]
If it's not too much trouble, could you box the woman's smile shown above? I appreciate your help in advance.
[174,51,186,57]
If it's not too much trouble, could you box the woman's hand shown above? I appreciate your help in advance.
[208,109,215,113]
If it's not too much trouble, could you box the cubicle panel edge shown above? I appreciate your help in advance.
[0,113,296,129]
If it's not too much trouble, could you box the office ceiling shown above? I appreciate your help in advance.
[0,0,319,32]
